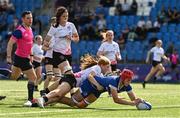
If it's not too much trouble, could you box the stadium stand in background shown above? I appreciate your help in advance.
[0,0,180,64]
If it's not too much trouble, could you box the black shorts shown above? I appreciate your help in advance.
[13,54,33,71]
[111,64,117,71]
[152,60,161,67]
[171,63,177,70]
[44,57,58,68]
[32,61,41,69]
[53,51,72,67]
[59,74,77,89]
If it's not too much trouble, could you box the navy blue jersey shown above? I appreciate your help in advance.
[80,76,132,98]
[94,76,132,93]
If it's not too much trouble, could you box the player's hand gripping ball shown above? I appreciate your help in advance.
[136,100,152,110]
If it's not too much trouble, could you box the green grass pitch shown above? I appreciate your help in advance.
[0,80,180,118]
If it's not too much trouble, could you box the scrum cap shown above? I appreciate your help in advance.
[120,69,134,81]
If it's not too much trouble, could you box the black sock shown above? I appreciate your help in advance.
[43,96,48,102]
[0,68,11,77]
[35,86,38,89]
[45,88,50,94]
[27,81,34,101]
[16,74,24,81]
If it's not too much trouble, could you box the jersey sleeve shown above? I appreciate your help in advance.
[11,30,22,40]
[116,44,120,53]
[109,82,118,91]
[47,26,56,37]
[162,48,164,55]
[150,47,155,53]
[98,43,105,52]
[108,78,118,91]
[92,65,102,76]
[117,84,132,93]
[125,85,132,93]
[71,23,78,34]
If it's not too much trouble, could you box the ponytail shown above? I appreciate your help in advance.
[80,54,98,70]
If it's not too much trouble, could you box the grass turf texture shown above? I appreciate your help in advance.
[0,80,180,118]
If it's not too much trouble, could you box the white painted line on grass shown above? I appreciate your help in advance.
[153,104,180,108]
[0,109,74,116]
[0,104,180,117]
[0,90,27,92]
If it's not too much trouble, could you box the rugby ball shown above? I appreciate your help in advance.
[136,100,152,110]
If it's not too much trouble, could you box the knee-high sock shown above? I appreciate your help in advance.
[27,81,34,101]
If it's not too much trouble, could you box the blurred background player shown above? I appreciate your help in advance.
[169,49,179,80]
[97,30,121,72]
[32,35,44,91]
[142,40,169,88]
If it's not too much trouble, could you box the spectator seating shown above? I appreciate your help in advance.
[1,0,180,62]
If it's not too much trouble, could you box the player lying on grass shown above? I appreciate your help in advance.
[36,55,111,108]
[37,69,143,108]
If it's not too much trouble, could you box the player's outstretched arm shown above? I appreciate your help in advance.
[127,91,143,103]
[110,88,139,106]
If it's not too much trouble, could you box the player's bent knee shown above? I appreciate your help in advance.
[63,65,72,74]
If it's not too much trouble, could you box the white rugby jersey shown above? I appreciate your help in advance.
[74,65,103,87]
[44,48,53,58]
[98,41,121,64]
[47,22,77,55]
[33,44,44,63]
[150,46,164,62]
